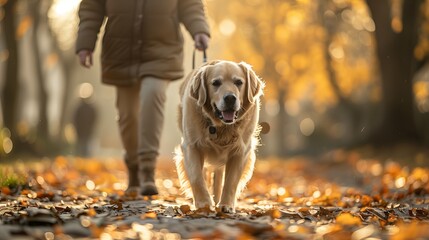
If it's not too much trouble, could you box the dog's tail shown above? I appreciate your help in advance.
[173,142,193,198]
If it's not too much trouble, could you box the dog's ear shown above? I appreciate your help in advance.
[239,62,265,104]
[190,66,208,106]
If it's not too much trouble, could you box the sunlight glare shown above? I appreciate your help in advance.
[100,233,113,240]
[363,17,375,32]
[163,179,173,189]
[79,83,94,99]
[0,128,10,138]
[329,44,345,60]
[411,168,428,182]
[269,187,277,196]
[285,100,300,116]
[132,223,153,239]
[277,187,286,196]
[394,177,405,188]
[371,163,383,176]
[288,225,299,233]
[49,0,81,18]
[48,0,81,50]
[341,9,353,24]
[2,137,13,154]
[81,216,91,227]
[65,124,76,144]
[44,232,55,240]
[300,118,315,136]
[386,225,400,235]
[113,182,125,191]
[315,225,332,235]
[351,225,375,240]
[265,99,280,117]
[86,180,96,191]
[287,10,304,28]
[312,190,321,198]
[275,60,290,77]
[219,19,236,37]
[36,176,45,185]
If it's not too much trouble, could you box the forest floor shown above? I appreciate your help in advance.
[1,144,429,239]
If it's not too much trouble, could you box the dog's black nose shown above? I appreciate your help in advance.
[224,94,236,106]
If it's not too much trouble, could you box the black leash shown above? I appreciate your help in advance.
[191,49,216,138]
[192,49,207,70]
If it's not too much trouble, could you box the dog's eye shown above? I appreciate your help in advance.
[234,80,243,87]
[212,80,222,87]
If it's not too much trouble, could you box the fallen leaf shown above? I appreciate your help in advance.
[142,211,157,219]
[179,205,191,215]
[335,212,362,226]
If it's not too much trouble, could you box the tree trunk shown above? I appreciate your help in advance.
[1,0,19,142]
[30,0,49,141]
[366,0,422,144]
[318,1,362,144]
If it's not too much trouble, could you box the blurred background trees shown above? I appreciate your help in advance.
[366,0,423,144]
[207,0,429,156]
[1,0,429,158]
[1,0,83,157]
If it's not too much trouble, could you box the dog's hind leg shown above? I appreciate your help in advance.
[236,150,256,196]
[174,144,193,198]
[213,166,225,205]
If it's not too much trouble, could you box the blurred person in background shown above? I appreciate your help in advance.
[75,0,210,195]
[73,83,97,157]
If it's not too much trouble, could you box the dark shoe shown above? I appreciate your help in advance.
[139,160,158,196]
[140,182,158,196]
[126,164,139,188]
[124,163,140,196]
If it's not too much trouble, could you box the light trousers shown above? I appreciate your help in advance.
[115,76,170,167]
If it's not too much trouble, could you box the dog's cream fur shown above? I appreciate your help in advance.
[174,60,264,213]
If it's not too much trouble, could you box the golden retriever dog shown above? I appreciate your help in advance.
[174,60,264,213]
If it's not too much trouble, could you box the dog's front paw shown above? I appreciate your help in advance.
[219,205,235,213]
[194,203,215,216]
[195,201,214,210]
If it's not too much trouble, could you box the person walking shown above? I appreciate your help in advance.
[75,0,210,195]
[73,83,97,157]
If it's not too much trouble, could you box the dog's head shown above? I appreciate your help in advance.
[191,60,264,125]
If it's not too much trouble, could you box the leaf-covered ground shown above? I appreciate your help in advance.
[1,146,429,239]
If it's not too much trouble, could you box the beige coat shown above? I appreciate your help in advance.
[76,0,210,85]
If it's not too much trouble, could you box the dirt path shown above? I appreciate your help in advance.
[1,150,429,239]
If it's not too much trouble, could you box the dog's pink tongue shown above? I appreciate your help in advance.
[222,111,235,121]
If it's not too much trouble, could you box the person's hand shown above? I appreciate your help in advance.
[77,49,93,68]
[194,33,210,51]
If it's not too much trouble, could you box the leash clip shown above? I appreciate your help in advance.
[208,126,217,140]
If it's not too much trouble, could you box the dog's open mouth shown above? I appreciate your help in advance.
[214,104,238,123]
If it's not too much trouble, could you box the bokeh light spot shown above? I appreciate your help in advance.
[300,118,315,136]
[219,19,236,36]
[79,83,94,99]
